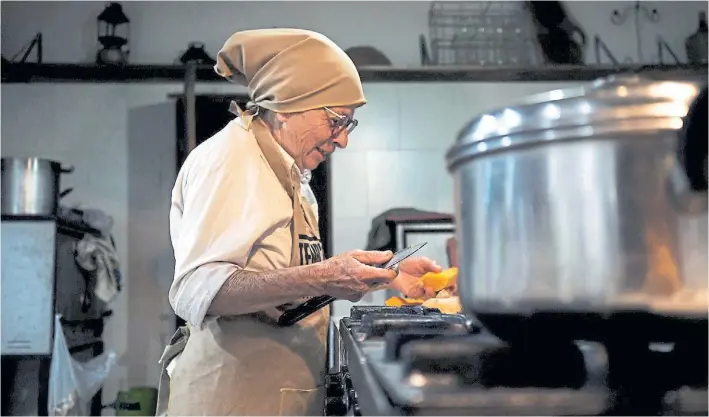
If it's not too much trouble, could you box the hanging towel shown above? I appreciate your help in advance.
[75,235,122,304]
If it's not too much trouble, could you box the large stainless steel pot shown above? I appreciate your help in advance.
[1,157,74,216]
[446,76,708,328]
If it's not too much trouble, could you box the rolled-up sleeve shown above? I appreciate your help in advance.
[169,142,270,329]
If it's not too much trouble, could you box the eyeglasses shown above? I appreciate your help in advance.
[324,107,358,136]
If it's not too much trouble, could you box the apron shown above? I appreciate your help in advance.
[156,106,329,416]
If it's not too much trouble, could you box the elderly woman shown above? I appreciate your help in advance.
[158,28,442,416]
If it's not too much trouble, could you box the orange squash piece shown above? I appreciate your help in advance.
[419,267,458,292]
[422,296,462,314]
[385,296,425,307]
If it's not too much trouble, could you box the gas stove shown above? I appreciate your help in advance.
[324,306,708,416]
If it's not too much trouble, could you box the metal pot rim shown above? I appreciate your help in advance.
[446,76,702,172]
[1,157,73,173]
[446,118,682,172]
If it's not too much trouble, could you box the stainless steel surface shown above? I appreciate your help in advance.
[185,61,197,153]
[1,219,56,355]
[338,322,400,416]
[446,75,708,317]
[339,305,708,416]
[327,318,340,374]
[1,157,73,216]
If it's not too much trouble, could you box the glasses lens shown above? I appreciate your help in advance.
[326,108,358,136]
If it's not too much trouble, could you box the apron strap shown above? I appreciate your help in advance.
[247,109,307,267]
[156,327,190,416]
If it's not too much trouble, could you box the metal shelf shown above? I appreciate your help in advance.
[4,62,706,84]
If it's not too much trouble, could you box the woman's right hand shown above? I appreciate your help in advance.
[316,250,398,301]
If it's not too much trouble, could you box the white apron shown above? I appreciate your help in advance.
[157,113,329,416]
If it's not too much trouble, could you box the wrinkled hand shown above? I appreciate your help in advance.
[318,250,398,302]
[390,257,442,299]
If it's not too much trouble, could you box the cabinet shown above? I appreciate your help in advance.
[1,218,108,416]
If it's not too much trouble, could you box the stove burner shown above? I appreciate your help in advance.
[359,314,469,339]
[348,305,441,320]
[400,336,595,389]
[385,330,473,361]
[332,305,709,416]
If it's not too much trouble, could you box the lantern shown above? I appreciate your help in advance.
[96,2,130,65]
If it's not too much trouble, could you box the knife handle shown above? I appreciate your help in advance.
[277,295,336,326]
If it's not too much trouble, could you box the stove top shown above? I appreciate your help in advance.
[326,306,708,416]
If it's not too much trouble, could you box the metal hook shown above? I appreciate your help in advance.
[609,1,661,63]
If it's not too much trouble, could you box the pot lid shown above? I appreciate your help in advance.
[446,74,703,171]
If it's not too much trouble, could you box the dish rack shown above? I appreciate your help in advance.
[428,1,540,66]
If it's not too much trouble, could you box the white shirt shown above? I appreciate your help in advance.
[169,119,319,329]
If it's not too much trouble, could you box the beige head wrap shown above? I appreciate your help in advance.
[215,28,366,125]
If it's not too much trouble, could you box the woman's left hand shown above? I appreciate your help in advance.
[389,257,442,299]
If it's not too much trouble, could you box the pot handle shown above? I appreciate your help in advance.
[60,165,75,174]
[668,85,708,213]
[678,85,708,192]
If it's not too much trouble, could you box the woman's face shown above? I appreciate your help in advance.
[279,106,357,171]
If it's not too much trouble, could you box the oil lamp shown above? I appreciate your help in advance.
[96,3,130,65]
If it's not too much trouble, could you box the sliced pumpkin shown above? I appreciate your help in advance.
[385,296,425,307]
[419,267,459,292]
[422,296,462,314]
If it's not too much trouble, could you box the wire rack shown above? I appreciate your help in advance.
[429,1,540,66]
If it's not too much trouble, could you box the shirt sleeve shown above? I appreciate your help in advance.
[168,144,273,329]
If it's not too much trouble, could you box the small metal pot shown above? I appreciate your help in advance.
[446,76,708,333]
[1,157,74,216]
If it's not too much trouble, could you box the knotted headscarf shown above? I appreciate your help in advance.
[215,28,367,127]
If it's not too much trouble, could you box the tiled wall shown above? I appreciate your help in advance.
[329,81,581,317]
[0,80,584,395]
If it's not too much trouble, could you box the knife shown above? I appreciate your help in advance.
[277,243,428,326]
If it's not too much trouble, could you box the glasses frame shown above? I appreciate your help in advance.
[324,107,358,137]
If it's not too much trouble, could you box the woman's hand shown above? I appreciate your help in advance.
[317,250,398,301]
[390,257,442,299]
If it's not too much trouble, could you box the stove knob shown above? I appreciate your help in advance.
[348,389,361,416]
[324,397,348,416]
[325,374,345,398]
[343,372,353,390]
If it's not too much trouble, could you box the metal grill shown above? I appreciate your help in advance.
[428,1,539,66]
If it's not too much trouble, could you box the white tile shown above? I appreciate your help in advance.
[346,84,400,151]
[366,151,446,217]
[331,216,372,255]
[406,232,456,269]
[399,83,461,151]
[329,151,369,218]
[428,148,456,214]
[400,82,584,156]
[454,82,581,119]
